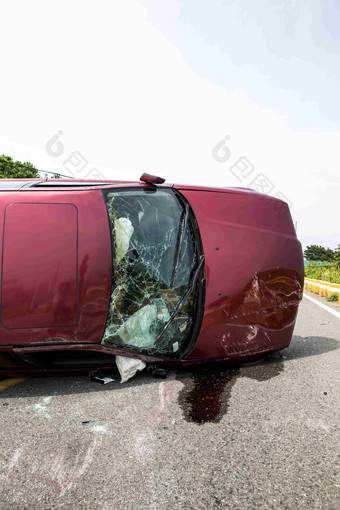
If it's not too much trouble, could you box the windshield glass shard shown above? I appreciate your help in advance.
[101,188,200,356]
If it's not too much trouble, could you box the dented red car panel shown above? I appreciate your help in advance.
[0,179,304,371]
[175,187,303,361]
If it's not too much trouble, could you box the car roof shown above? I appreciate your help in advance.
[0,178,285,203]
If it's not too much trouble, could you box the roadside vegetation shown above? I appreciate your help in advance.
[304,244,340,284]
[0,154,61,179]
[326,292,339,302]
[0,154,39,178]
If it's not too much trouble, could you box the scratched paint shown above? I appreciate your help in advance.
[29,438,98,495]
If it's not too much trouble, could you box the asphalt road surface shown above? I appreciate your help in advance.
[0,292,339,510]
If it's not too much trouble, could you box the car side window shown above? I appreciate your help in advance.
[101,188,198,357]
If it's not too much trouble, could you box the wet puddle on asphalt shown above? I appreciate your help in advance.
[176,354,284,424]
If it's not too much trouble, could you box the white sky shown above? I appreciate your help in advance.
[0,0,339,250]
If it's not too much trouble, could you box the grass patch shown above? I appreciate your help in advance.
[326,293,339,302]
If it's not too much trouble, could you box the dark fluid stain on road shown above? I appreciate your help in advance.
[177,354,284,425]
[177,365,240,424]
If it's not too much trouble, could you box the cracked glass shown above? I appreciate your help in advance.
[101,188,200,356]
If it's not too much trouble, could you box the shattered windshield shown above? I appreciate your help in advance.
[101,188,200,356]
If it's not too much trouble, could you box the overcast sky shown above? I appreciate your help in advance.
[0,0,339,250]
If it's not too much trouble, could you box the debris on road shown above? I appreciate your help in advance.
[88,370,115,384]
[115,355,146,383]
[147,365,168,379]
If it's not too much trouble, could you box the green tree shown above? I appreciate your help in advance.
[0,155,39,178]
[334,245,340,270]
[324,248,335,262]
[304,245,334,262]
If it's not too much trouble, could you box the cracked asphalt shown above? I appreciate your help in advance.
[0,293,339,510]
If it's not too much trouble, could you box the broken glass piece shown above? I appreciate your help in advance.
[115,300,170,348]
[101,189,201,356]
[171,202,189,287]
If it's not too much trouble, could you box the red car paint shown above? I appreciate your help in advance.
[175,187,303,362]
[0,179,304,371]
[0,189,111,345]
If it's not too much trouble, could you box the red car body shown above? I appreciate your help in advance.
[0,178,303,372]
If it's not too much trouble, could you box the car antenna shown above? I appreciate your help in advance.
[38,169,76,179]
[12,161,76,179]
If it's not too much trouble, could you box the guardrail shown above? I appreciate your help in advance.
[304,278,340,303]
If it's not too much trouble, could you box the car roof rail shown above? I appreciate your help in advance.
[30,181,109,187]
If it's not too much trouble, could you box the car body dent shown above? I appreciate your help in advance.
[177,188,303,361]
[0,180,304,371]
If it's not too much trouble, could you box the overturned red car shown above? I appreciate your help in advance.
[0,175,304,374]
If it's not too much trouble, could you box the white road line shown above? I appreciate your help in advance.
[304,293,340,320]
